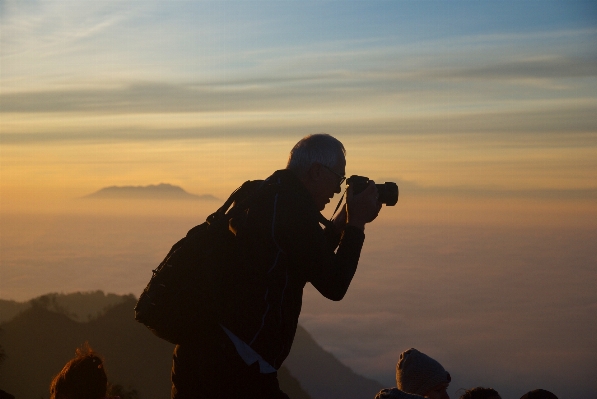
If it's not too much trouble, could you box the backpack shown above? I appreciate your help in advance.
[134,180,264,345]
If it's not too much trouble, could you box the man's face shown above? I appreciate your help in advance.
[311,157,346,211]
[424,383,450,399]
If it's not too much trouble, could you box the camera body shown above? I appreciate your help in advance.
[346,175,399,206]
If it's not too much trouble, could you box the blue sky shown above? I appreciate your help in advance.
[3,1,596,91]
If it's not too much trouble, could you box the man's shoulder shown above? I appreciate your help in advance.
[228,171,299,206]
[266,170,317,210]
[266,169,301,189]
[241,170,319,222]
[375,388,425,399]
[244,170,307,204]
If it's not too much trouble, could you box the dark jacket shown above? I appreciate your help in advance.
[221,169,366,369]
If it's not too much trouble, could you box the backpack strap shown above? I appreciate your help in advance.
[206,179,267,226]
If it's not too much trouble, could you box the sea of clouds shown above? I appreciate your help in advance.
[1,208,595,399]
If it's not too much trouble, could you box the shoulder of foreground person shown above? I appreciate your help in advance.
[375,387,426,399]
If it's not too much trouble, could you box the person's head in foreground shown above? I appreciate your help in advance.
[50,342,108,399]
[519,389,558,399]
[458,387,501,399]
[396,348,451,399]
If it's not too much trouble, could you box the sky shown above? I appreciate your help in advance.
[1,1,597,398]
[2,1,596,206]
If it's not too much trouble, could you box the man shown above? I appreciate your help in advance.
[172,134,382,398]
[519,390,558,399]
[458,387,501,399]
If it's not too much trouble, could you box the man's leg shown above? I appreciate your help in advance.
[171,329,288,399]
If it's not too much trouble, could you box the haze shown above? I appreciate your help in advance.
[1,1,596,398]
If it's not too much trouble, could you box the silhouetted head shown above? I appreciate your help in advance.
[49,342,108,399]
[458,387,501,399]
[286,134,346,211]
[396,348,451,399]
[519,389,558,399]
[0,390,15,399]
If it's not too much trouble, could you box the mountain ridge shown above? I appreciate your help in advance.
[0,292,383,399]
[0,295,311,399]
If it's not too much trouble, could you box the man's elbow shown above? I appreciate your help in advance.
[312,276,353,301]
[324,288,348,301]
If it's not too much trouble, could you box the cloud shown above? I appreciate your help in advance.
[443,55,597,81]
[0,79,355,114]
[0,1,145,58]
[298,222,597,394]
[2,96,595,146]
[3,25,596,120]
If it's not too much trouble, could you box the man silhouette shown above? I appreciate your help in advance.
[171,134,382,399]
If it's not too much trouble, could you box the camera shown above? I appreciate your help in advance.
[346,175,399,206]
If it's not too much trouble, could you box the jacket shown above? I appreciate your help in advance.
[221,169,366,369]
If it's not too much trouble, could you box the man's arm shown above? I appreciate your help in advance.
[272,191,368,301]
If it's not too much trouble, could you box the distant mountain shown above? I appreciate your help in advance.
[0,291,128,324]
[0,292,382,399]
[0,299,30,324]
[84,184,219,201]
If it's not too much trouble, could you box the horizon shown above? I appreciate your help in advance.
[1,1,596,398]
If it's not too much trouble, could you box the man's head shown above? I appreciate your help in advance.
[50,342,108,399]
[396,348,451,399]
[519,390,558,399]
[287,134,346,211]
[459,387,501,399]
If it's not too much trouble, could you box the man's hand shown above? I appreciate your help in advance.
[346,181,382,230]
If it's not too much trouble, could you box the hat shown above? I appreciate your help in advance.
[396,348,451,396]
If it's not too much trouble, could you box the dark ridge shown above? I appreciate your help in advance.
[0,299,30,324]
[0,291,128,324]
[0,294,311,399]
[84,183,219,201]
[284,325,384,399]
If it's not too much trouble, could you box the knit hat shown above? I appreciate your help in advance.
[396,348,451,396]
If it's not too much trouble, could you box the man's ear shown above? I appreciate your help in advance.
[306,162,323,182]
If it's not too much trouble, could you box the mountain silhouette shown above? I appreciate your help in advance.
[0,295,310,399]
[284,326,384,399]
[0,292,383,399]
[84,184,218,201]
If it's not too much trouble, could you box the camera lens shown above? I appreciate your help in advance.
[377,182,398,206]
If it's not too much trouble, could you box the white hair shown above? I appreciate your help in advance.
[286,134,346,178]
